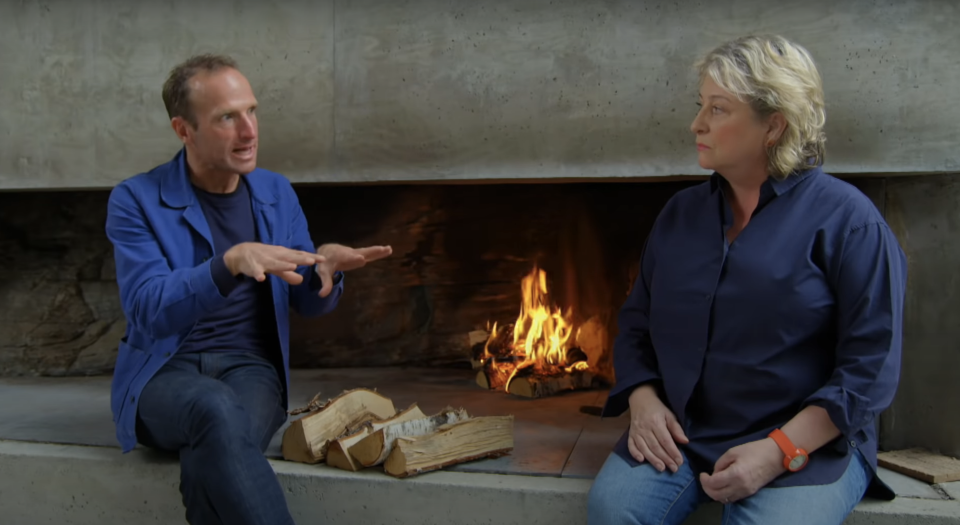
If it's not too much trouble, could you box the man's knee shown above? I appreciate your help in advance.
[184,384,249,441]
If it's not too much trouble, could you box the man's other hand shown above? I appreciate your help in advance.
[315,244,393,297]
[223,242,326,285]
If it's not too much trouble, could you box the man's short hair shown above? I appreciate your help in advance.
[161,54,239,127]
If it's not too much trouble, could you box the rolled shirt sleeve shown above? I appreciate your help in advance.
[803,222,907,439]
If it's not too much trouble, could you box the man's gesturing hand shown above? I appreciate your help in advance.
[627,384,690,473]
[224,242,325,285]
[315,243,393,298]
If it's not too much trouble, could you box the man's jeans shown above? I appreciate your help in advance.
[588,447,870,525]
[136,351,294,525]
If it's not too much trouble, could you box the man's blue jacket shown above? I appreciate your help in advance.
[104,149,342,452]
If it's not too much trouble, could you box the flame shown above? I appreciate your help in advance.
[481,266,588,390]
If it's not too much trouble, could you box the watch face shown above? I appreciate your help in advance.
[789,455,807,471]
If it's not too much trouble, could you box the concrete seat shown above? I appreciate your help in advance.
[1,370,958,524]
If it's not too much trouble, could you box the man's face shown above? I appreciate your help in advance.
[177,68,259,177]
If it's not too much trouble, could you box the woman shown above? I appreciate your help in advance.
[587,35,906,525]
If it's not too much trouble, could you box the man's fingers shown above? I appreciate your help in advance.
[250,263,267,282]
[316,267,334,298]
[277,248,325,266]
[277,270,304,285]
[651,422,683,472]
[354,245,392,262]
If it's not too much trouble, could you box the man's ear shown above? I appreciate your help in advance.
[170,116,191,145]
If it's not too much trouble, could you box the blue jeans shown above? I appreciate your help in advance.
[587,448,869,525]
[136,352,294,525]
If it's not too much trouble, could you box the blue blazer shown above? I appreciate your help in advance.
[104,149,343,452]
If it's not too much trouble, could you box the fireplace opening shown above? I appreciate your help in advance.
[290,178,700,398]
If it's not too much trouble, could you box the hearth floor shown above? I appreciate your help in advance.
[0,366,627,478]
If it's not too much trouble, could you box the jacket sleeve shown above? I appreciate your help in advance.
[803,222,907,440]
[105,183,231,340]
[283,184,343,317]
[602,237,662,417]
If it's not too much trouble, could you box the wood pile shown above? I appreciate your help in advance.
[281,388,514,478]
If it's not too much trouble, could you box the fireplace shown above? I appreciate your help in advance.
[0,175,907,481]
[286,179,698,397]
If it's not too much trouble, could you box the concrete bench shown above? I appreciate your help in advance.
[2,439,960,525]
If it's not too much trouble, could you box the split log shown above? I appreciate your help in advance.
[383,415,515,478]
[325,404,427,472]
[506,370,599,398]
[350,408,471,468]
[281,389,397,464]
[476,369,489,390]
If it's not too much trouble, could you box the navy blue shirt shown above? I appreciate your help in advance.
[603,167,906,495]
[177,179,278,357]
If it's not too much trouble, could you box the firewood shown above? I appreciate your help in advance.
[325,404,427,472]
[383,415,515,478]
[476,369,490,390]
[281,388,397,464]
[506,370,598,398]
[350,408,471,467]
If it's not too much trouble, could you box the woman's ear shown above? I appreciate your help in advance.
[766,112,787,145]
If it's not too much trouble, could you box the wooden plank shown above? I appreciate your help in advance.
[878,448,960,484]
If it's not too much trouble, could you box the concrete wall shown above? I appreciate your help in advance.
[1,0,958,189]
[882,174,960,458]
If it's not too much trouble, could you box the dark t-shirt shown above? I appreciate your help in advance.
[177,179,278,358]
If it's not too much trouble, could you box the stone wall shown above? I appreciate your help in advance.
[0,192,122,376]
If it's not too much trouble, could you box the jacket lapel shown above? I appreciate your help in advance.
[244,171,279,245]
[160,149,214,251]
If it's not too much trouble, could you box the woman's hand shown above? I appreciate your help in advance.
[627,384,689,473]
[699,438,786,503]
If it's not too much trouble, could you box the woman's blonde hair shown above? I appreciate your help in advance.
[695,35,826,179]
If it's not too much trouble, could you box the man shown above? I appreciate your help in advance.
[105,54,391,525]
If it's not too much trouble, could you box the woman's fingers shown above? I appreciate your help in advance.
[627,434,646,463]
[652,419,684,471]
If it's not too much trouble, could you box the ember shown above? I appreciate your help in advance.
[475,265,603,398]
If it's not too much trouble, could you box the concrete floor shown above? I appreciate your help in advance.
[0,366,626,478]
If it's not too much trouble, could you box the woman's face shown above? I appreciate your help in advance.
[690,77,774,177]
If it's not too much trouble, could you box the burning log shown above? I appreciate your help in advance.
[281,388,397,464]
[383,416,515,478]
[325,404,427,472]
[506,370,600,398]
[349,407,470,468]
[475,265,607,398]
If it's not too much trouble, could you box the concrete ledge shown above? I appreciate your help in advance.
[1,440,958,525]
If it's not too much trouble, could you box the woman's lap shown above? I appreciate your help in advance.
[587,449,869,525]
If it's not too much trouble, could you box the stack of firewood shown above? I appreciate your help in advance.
[281,388,514,478]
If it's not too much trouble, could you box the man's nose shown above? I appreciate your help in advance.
[238,114,257,139]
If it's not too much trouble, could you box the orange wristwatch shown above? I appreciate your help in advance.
[769,429,809,472]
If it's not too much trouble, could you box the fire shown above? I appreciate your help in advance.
[480,266,590,392]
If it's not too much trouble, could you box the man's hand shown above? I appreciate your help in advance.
[700,438,787,504]
[627,384,689,473]
[224,242,325,285]
[315,243,393,298]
